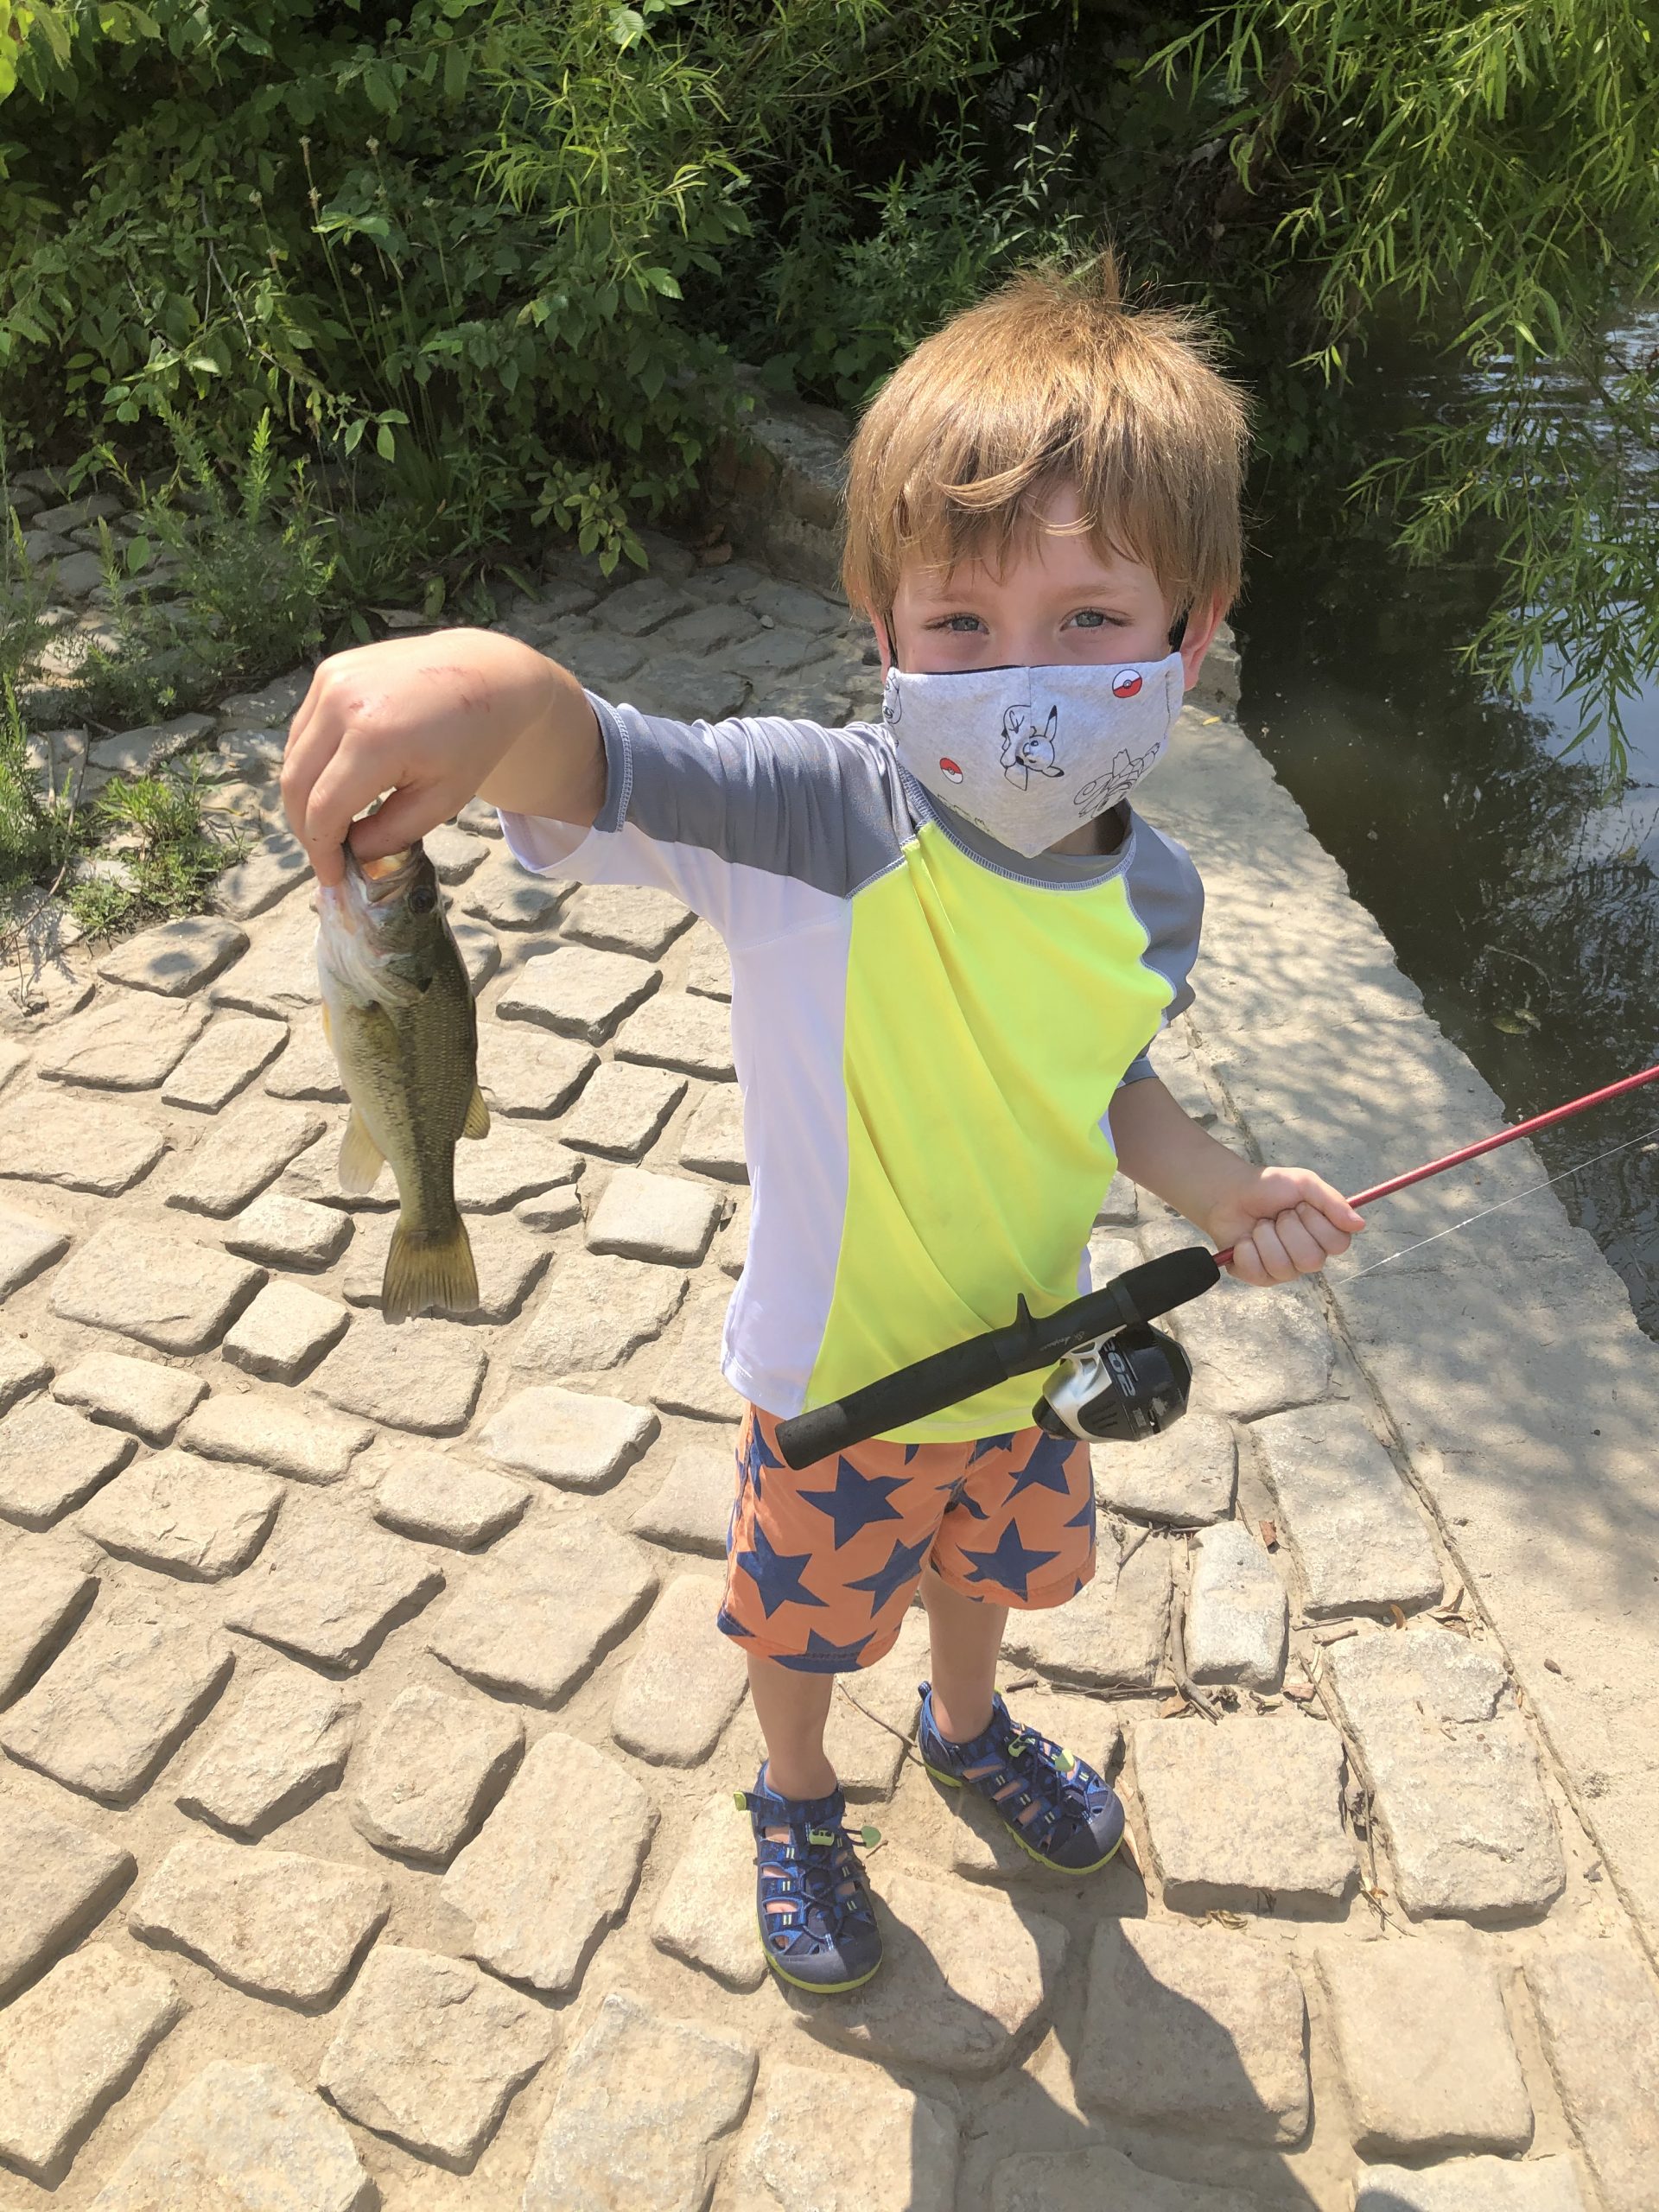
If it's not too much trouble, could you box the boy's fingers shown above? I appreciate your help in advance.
[292,747,397,886]
[1297,1203,1351,1258]
[1249,1219,1297,1282]
[1274,1210,1327,1274]
[346,781,453,863]
[1226,1238,1265,1287]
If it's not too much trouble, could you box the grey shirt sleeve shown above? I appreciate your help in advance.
[1116,815,1205,1088]
[499,692,907,947]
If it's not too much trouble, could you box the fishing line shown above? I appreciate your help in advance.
[1339,1120,1659,1281]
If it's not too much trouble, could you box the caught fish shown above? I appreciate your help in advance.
[315,840,488,1321]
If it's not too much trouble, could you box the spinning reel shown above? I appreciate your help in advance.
[1032,1320,1192,1445]
[774,1248,1217,1470]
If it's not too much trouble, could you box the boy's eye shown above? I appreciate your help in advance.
[929,613,986,634]
[1068,609,1117,630]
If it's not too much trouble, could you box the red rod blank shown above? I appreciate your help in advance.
[1211,1058,1659,1270]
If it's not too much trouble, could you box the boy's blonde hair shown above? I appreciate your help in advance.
[842,256,1249,632]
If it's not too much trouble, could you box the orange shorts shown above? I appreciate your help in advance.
[717,1404,1096,1671]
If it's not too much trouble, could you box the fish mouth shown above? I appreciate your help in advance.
[345,842,423,908]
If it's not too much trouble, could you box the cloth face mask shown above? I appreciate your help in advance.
[882,652,1185,859]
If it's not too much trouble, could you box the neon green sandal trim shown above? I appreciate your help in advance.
[754,1913,883,1993]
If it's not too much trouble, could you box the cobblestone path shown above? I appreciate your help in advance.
[1,515,1656,2209]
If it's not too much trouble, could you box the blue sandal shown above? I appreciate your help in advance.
[736,1764,884,1993]
[917,1681,1126,1872]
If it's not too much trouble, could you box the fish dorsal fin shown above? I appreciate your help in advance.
[337,1107,386,1194]
[462,1084,490,1141]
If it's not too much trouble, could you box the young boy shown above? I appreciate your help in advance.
[283,261,1363,1997]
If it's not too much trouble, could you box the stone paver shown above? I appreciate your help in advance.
[226,1502,445,1671]
[88,2058,371,2209]
[0,1944,181,2185]
[521,1990,755,2212]
[0,1560,96,1704]
[1352,2158,1590,2210]
[1318,1940,1532,2157]
[652,1285,744,1421]
[991,2147,1263,2212]
[129,1836,389,2005]
[424,822,488,880]
[611,1572,747,1764]
[165,1097,327,1217]
[262,1020,346,1101]
[732,2059,957,2212]
[651,1789,768,1992]
[78,1448,283,1580]
[0,1095,168,1194]
[442,1732,657,1993]
[0,1792,134,2000]
[476,1023,595,1117]
[678,1083,747,1179]
[553,1058,685,1162]
[476,1383,658,1490]
[513,1249,687,1376]
[629,1441,735,1556]
[1132,1716,1357,1910]
[0,1603,232,1805]
[318,1942,554,2170]
[804,1872,1065,2077]
[683,918,733,1000]
[52,1224,264,1355]
[588,1164,725,1264]
[1170,1276,1337,1419]
[310,1315,487,1434]
[221,1190,353,1269]
[37,994,208,1089]
[1325,1630,1566,1920]
[462,850,568,929]
[613,990,735,1077]
[431,1510,657,1704]
[563,881,693,959]
[162,1014,289,1111]
[0,1199,69,1297]
[0,1391,132,1528]
[175,1662,358,1838]
[181,1388,372,1482]
[1250,1402,1444,1617]
[348,1683,523,1862]
[223,1279,351,1382]
[213,825,311,916]
[1529,1942,1659,2212]
[1001,1535,1171,1689]
[1185,1520,1288,1690]
[208,903,321,1019]
[0,1331,48,1412]
[1077,1917,1309,2141]
[52,1352,206,1444]
[453,1121,582,1211]
[497,944,660,1042]
[99,914,248,996]
[371,1446,528,1549]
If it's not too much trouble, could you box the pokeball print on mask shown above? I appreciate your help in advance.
[938,758,964,783]
[1111,670,1143,699]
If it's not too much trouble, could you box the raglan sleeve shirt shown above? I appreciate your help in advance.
[499,689,1205,1443]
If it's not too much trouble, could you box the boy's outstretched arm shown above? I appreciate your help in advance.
[1110,1075,1365,1287]
[282,630,601,887]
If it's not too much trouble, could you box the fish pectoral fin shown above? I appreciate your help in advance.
[462,1084,491,1141]
[384,1212,479,1322]
[337,1107,387,1195]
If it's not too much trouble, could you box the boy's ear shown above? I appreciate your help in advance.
[1176,594,1229,694]
[857,599,894,677]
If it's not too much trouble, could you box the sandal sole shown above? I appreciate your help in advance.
[921,1758,1125,1875]
[755,1912,883,1993]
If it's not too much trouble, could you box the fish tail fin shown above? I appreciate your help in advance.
[383,1211,479,1322]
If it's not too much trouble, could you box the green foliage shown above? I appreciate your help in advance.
[67,760,247,938]
[1147,0,1659,762]
[0,668,73,897]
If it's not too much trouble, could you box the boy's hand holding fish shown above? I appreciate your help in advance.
[282,628,603,886]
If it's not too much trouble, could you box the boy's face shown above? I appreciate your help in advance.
[866,481,1226,858]
[873,480,1224,690]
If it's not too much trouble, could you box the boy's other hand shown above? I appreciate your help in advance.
[282,629,592,887]
[1204,1167,1365,1287]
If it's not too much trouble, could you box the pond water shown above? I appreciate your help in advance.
[1233,339,1659,1336]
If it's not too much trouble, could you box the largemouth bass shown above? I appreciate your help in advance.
[315,840,488,1321]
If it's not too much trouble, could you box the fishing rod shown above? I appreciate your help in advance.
[773,1058,1659,1470]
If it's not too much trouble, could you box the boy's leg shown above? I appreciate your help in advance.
[918,1562,1007,1744]
[746,1653,836,1801]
